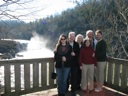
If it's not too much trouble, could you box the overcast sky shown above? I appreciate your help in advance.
[32,0,77,20]
[0,0,77,22]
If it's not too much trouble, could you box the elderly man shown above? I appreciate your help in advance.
[85,30,97,50]
[67,32,80,96]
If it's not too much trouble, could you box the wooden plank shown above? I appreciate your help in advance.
[15,64,21,91]
[0,57,54,65]
[104,62,108,82]
[121,63,127,87]
[107,62,113,84]
[4,64,11,93]
[49,61,55,87]
[33,63,39,88]
[41,62,47,87]
[24,64,30,90]
[114,63,120,86]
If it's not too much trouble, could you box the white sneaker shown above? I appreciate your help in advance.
[99,87,102,91]
[94,88,100,92]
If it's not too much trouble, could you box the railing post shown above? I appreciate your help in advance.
[33,63,39,88]
[114,63,120,86]
[49,61,55,87]
[107,62,113,85]
[41,62,47,87]
[121,63,127,88]
[15,64,21,92]
[4,64,11,95]
[24,64,30,90]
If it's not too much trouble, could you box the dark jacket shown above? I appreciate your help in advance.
[68,41,80,67]
[54,44,72,68]
[95,39,106,61]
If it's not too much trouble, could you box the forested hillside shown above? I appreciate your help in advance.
[0,0,127,59]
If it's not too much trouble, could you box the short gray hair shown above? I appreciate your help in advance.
[68,31,75,37]
[86,30,93,36]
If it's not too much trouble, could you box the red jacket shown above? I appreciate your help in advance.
[79,46,97,66]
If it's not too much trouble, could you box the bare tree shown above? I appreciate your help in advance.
[109,0,128,58]
[0,0,47,40]
[0,0,46,21]
[115,0,128,33]
[73,0,128,58]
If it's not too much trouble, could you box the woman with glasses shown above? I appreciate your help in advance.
[54,34,72,96]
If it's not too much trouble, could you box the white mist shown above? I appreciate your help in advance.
[16,33,54,59]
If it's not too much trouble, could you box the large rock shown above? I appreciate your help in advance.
[0,39,27,59]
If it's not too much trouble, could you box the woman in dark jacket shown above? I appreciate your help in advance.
[54,34,72,96]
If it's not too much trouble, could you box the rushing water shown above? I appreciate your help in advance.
[15,36,54,59]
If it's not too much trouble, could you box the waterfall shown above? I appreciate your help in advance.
[15,33,54,59]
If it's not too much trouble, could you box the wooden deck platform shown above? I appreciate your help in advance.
[22,86,127,96]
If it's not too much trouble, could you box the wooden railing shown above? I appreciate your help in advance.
[0,58,57,96]
[0,57,128,96]
[105,57,128,94]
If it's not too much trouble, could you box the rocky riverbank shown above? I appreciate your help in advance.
[0,39,27,59]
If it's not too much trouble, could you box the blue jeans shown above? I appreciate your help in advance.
[56,67,70,94]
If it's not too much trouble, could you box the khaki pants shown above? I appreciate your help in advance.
[95,61,106,87]
[81,64,94,90]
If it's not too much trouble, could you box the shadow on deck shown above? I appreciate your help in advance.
[22,86,127,96]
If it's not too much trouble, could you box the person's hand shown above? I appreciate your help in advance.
[71,52,75,56]
[80,66,82,70]
[62,56,66,62]
[54,50,57,54]
[92,53,95,57]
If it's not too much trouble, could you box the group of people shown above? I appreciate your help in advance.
[54,30,107,96]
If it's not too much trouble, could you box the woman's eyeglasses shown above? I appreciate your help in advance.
[61,38,66,40]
